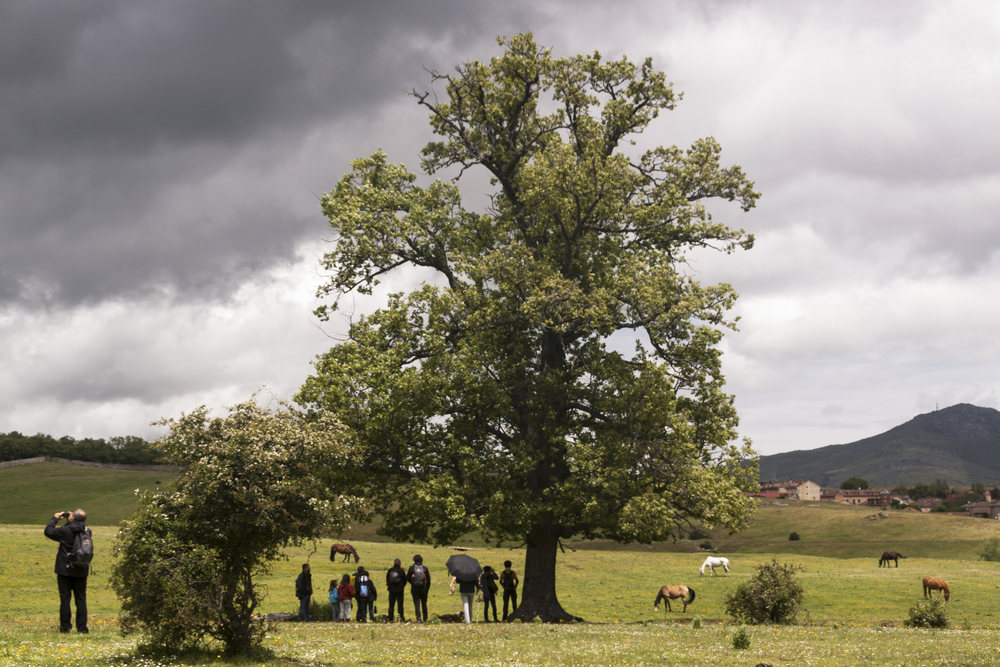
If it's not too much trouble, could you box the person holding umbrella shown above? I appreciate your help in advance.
[446,554,482,624]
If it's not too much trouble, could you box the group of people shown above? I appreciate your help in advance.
[295,555,522,624]
[296,554,434,623]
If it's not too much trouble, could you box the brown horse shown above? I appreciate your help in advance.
[923,576,950,602]
[879,551,907,567]
[653,585,696,613]
[330,543,360,563]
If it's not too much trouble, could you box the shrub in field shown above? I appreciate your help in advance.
[978,537,1000,562]
[111,399,360,655]
[904,599,948,628]
[699,540,714,550]
[724,557,804,624]
[688,527,710,541]
[788,531,800,541]
[731,625,751,649]
[692,617,702,629]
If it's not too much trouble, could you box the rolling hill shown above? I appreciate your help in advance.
[757,403,1000,487]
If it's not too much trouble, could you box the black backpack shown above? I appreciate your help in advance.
[388,568,404,586]
[69,527,94,568]
[411,564,427,587]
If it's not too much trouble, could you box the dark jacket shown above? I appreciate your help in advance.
[406,563,431,589]
[44,517,89,577]
[295,572,313,599]
[479,571,498,599]
[386,566,407,593]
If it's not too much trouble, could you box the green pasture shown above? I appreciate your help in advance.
[0,463,175,526]
[8,465,1000,665]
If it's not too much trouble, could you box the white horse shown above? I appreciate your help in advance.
[699,556,730,577]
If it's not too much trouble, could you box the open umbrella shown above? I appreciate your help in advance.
[446,553,483,582]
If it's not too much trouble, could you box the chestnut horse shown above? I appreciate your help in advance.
[923,576,950,602]
[879,551,907,567]
[330,543,360,563]
[654,585,696,612]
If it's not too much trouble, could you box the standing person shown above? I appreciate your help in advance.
[479,566,499,623]
[295,564,313,622]
[337,574,354,622]
[44,509,90,634]
[499,560,519,621]
[354,566,377,622]
[406,555,431,622]
[449,575,479,624]
[386,558,407,622]
[328,578,341,622]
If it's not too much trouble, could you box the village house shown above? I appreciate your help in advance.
[917,497,943,512]
[757,480,822,502]
[834,488,891,508]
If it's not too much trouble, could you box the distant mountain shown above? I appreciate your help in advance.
[757,403,1000,488]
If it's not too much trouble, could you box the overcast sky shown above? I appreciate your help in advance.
[1,0,997,456]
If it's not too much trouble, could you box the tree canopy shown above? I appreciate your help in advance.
[110,398,357,654]
[298,33,760,621]
[840,477,869,490]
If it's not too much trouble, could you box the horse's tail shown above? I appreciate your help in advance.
[687,587,696,604]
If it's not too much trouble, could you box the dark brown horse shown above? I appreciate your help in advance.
[879,551,907,567]
[923,576,950,602]
[653,585,696,613]
[330,543,360,563]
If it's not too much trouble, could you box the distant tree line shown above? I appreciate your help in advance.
[0,431,162,465]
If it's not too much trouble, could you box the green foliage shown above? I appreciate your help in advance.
[978,537,1000,562]
[731,625,751,649]
[724,558,804,624]
[692,617,702,629]
[299,31,759,621]
[910,478,952,500]
[904,599,949,628]
[699,541,714,551]
[0,431,161,465]
[840,477,869,490]
[110,398,358,655]
[788,531,800,541]
[687,527,710,540]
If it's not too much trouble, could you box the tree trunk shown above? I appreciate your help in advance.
[506,523,582,623]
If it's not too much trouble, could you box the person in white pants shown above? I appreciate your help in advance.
[449,576,480,623]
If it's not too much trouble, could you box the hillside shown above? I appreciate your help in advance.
[758,403,1000,487]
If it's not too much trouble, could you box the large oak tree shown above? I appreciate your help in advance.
[298,33,760,622]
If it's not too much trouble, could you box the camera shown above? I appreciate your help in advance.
[61,512,71,519]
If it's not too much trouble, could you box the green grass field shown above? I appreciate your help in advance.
[7,464,1000,665]
[0,463,175,526]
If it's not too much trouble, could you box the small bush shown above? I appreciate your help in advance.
[979,537,1000,562]
[309,599,335,622]
[692,617,702,629]
[724,557,804,624]
[699,541,714,550]
[731,625,751,649]
[788,531,800,541]
[688,527,710,541]
[904,599,948,628]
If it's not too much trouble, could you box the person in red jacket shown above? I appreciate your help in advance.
[44,509,90,633]
[337,574,354,622]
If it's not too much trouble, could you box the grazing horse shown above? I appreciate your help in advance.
[654,585,696,613]
[329,543,360,563]
[879,551,907,568]
[700,556,730,577]
[923,576,950,602]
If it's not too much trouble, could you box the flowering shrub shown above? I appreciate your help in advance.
[111,396,361,655]
[904,599,949,628]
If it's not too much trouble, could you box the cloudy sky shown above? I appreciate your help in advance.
[1,0,997,456]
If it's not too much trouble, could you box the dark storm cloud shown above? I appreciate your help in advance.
[0,0,545,308]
